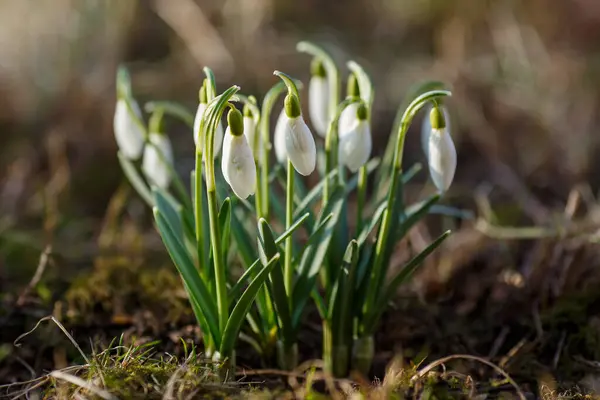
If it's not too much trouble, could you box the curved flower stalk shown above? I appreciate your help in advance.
[308,59,329,137]
[194,81,224,158]
[338,103,371,172]
[114,67,145,160]
[222,108,257,199]
[421,104,451,160]
[427,106,456,193]
[142,110,174,189]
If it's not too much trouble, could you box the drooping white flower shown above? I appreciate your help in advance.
[142,132,174,189]
[338,102,360,138]
[427,106,456,193]
[338,104,371,172]
[221,109,256,199]
[114,98,145,160]
[421,105,450,160]
[308,59,329,137]
[281,93,316,176]
[274,109,288,165]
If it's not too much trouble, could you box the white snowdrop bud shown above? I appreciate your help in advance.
[338,103,371,172]
[243,104,260,160]
[274,109,288,165]
[421,104,451,160]
[427,106,456,193]
[142,131,174,190]
[114,98,145,160]
[221,108,256,199]
[284,94,316,176]
[338,102,360,138]
[308,59,329,137]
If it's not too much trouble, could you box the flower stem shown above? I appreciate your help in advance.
[284,160,294,302]
[357,165,367,232]
[194,150,206,276]
[207,187,228,334]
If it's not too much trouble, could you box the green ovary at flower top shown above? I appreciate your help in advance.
[113,40,459,380]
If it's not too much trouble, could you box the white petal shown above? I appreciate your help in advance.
[421,105,451,160]
[338,103,360,139]
[114,99,145,160]
[221,127,233,183]
[428,128,456,193]
[285,117,316,176]
[243,116,261,159]
[338,120,372,172]
[274,109,288,165]
[214,121,224,156]
[308,76,329,137]
[223,135,256,199]
[142,132,174,189]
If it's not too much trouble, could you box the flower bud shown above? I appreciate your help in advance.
[338,102,360,138]
[285,115,316,176]
[428,126,456,193]
[308,59,329,137]
[243,104,260,159]
[274,109,288,165]
[421,104,451,160]
[338,104,371,172]
[221,126,256,199]
[142,134,174,190]
[113,97,145,160]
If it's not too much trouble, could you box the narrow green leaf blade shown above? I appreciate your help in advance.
[118,152,153,206]
[220,253,280,357]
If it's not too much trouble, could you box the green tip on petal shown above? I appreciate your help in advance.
[243,103,252,117]
[357,103,368,121]
[346,73,360,99]
[429,105,446,129]
[310,58,327,78]
[284,94,301,119]
[228,107,244,136]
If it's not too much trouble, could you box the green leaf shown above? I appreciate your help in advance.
[274,212,310,245]
[229,259,260,300]
[365,230,451,334]
[220,253,280,357]
[398,194,440,237]
[291,187,345,329]
[293,169,338,220]
[229,207,258,268]
[219,197,232,262]
[152,187,184,242]
[118,152,153,206]
[334,240,359,347]
[153,209,221,346]
[357,201,386,247]
[258,219,293,344]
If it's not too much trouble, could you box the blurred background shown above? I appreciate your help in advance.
[3,0,600,390]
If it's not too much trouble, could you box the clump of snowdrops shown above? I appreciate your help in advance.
[114,42,456,378]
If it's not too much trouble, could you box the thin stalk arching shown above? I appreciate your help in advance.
[198,85,241,335]
[297,41,340,124]
[361,89,451,332]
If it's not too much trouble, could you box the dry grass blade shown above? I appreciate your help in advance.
[49,370,117,400]
[411,354,526,400]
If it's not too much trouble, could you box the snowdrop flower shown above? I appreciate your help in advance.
[308,59,329,137]
[274,108,288,165]
[193,84,224,158]
[243,104,261,160]
[427,106,456,193]
[142,112,174,189]
[221,108,256,199]
[421,104,450,160]
[338,103,371,172]
[283,94,316,176]
[114,97,145,160]
[338,74,361,136]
